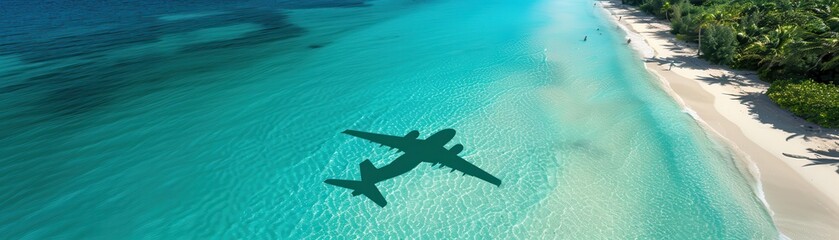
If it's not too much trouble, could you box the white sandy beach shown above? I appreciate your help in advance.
[598,0,839,238]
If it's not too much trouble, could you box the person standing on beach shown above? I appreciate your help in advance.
[619,16,622,21]
[626,39,631,44]
[669,61,675,70]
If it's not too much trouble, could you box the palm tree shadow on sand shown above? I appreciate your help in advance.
[723,92,839,174]
[783,143,839,174]
[724,92,839,142]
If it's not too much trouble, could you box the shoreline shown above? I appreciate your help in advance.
[597,0,839,238]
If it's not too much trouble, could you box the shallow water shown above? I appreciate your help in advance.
[0,0,778,238]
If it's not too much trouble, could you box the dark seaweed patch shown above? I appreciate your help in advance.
[179,9,304,53]
[277,0,369,9]
[1,40,287,121]
[0,0,372,63]
[307,43,328,49]
[0,8,304,63]
[0,0,372,123]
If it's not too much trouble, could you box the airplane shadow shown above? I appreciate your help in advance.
[325,129,501,207]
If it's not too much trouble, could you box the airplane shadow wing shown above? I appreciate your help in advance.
[343,129,414,150]
[439,156,501,187]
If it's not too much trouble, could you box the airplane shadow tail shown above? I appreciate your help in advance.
[324,160,388,207]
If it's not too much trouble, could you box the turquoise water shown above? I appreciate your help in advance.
[0,0,778,238]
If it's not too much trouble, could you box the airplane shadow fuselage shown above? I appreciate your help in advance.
[367,130,457,183]
[370,155,421,183]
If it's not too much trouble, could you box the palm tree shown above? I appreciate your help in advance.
[697,12,716,56]
[812,31,839,70]
[791,24,836,72]
[697,7,741,56]
[742,25,799,72]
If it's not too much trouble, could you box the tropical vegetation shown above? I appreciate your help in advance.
[622,0,839,128]
[768,80,839,128]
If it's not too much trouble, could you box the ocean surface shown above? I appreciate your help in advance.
[0,0,779,238]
